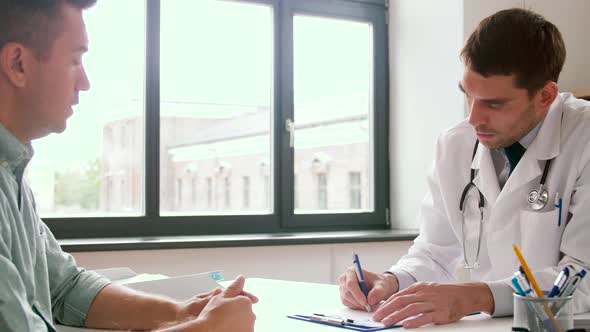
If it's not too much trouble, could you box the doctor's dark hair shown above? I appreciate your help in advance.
[0,0,97,59]
[461,8,566,97]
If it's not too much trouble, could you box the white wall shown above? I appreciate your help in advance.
[388,0,466,230]
[72,241,413,284]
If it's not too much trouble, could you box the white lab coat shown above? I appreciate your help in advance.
[392,93,590,315]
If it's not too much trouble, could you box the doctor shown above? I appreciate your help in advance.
[339,8,590,328]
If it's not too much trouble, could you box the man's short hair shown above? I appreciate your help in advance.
[461,8,566,96]
[0,0,97,59]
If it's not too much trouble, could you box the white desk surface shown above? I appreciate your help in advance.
[239,278,511,331]
[58,278,511,331]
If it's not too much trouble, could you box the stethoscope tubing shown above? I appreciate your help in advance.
[459,139,554,269]
[460,140,553,212]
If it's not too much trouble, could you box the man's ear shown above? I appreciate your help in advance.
[0,43,30,88]
[535,81,559,110]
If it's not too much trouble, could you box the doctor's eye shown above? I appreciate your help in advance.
[487,102,504,109]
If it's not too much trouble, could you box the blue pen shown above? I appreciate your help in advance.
[559,269,587,297]
[353,253,372,312]
[548,266,570,297]
[554,193,562,227]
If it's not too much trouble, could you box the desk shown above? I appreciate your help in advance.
[58,278,511,331]
[234,279,510,331]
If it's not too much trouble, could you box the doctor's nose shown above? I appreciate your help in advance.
[468,100,487,128]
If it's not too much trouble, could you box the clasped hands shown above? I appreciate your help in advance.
[162,275,258,332]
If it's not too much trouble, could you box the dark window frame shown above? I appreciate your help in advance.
[45,0,389,239]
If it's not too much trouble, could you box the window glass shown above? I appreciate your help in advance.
[160,0,273,216]
[293,15,374,214]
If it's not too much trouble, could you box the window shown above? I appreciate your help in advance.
[293,16,372,214]
[36,0,389,239]
[349,172,362,209]
[176,178,182,209]
[264,175,270,210]
[207,177,213,209]
[192,177,198,207]
[160,1,272,216]
[243,176,250,209]
[224,177,231,209]
[317,174,328,210]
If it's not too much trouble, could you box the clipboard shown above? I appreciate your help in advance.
[287,314,402,331]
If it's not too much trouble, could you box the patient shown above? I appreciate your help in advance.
[0,1,256,331]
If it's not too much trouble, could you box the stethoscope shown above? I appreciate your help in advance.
[458,139,554,269]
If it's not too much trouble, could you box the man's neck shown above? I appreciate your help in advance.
[0,110,34,145]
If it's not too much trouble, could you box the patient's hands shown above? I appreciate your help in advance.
[175,277,258,322]
[195,276,257,332]
[158,276,257,332]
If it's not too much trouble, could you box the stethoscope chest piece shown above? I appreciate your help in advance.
[528,185,549,210]
[527,157,554,211]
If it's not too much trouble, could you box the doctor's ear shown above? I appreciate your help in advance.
[0,43,30,88]
[534,81,559,109]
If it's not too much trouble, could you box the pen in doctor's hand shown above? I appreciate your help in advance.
[554,193,563,227]
[352,253,372,312]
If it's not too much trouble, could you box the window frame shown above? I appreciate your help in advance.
[45,0,389,239]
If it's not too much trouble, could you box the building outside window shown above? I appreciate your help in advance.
[224,177,231,209]
[242,176,250,209]
[192,177,198,207]
[207,177,213,209]
[176,178,182,209]
[317,173,328,210]
[349,171,362,209]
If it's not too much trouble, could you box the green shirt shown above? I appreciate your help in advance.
[0,125,111,331]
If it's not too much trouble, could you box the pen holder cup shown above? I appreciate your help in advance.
[513,293,574,332]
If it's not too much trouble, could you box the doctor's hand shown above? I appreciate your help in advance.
[372,282,494,329]
[338,268,399,311]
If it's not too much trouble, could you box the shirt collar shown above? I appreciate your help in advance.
[0,124,34,172]
[518,120,542,149]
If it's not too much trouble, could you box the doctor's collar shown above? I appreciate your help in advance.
[518,120,542,149]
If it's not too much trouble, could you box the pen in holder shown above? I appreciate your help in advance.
[513,293,574,332]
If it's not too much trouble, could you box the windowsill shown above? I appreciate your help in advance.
[59,229,418,252]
